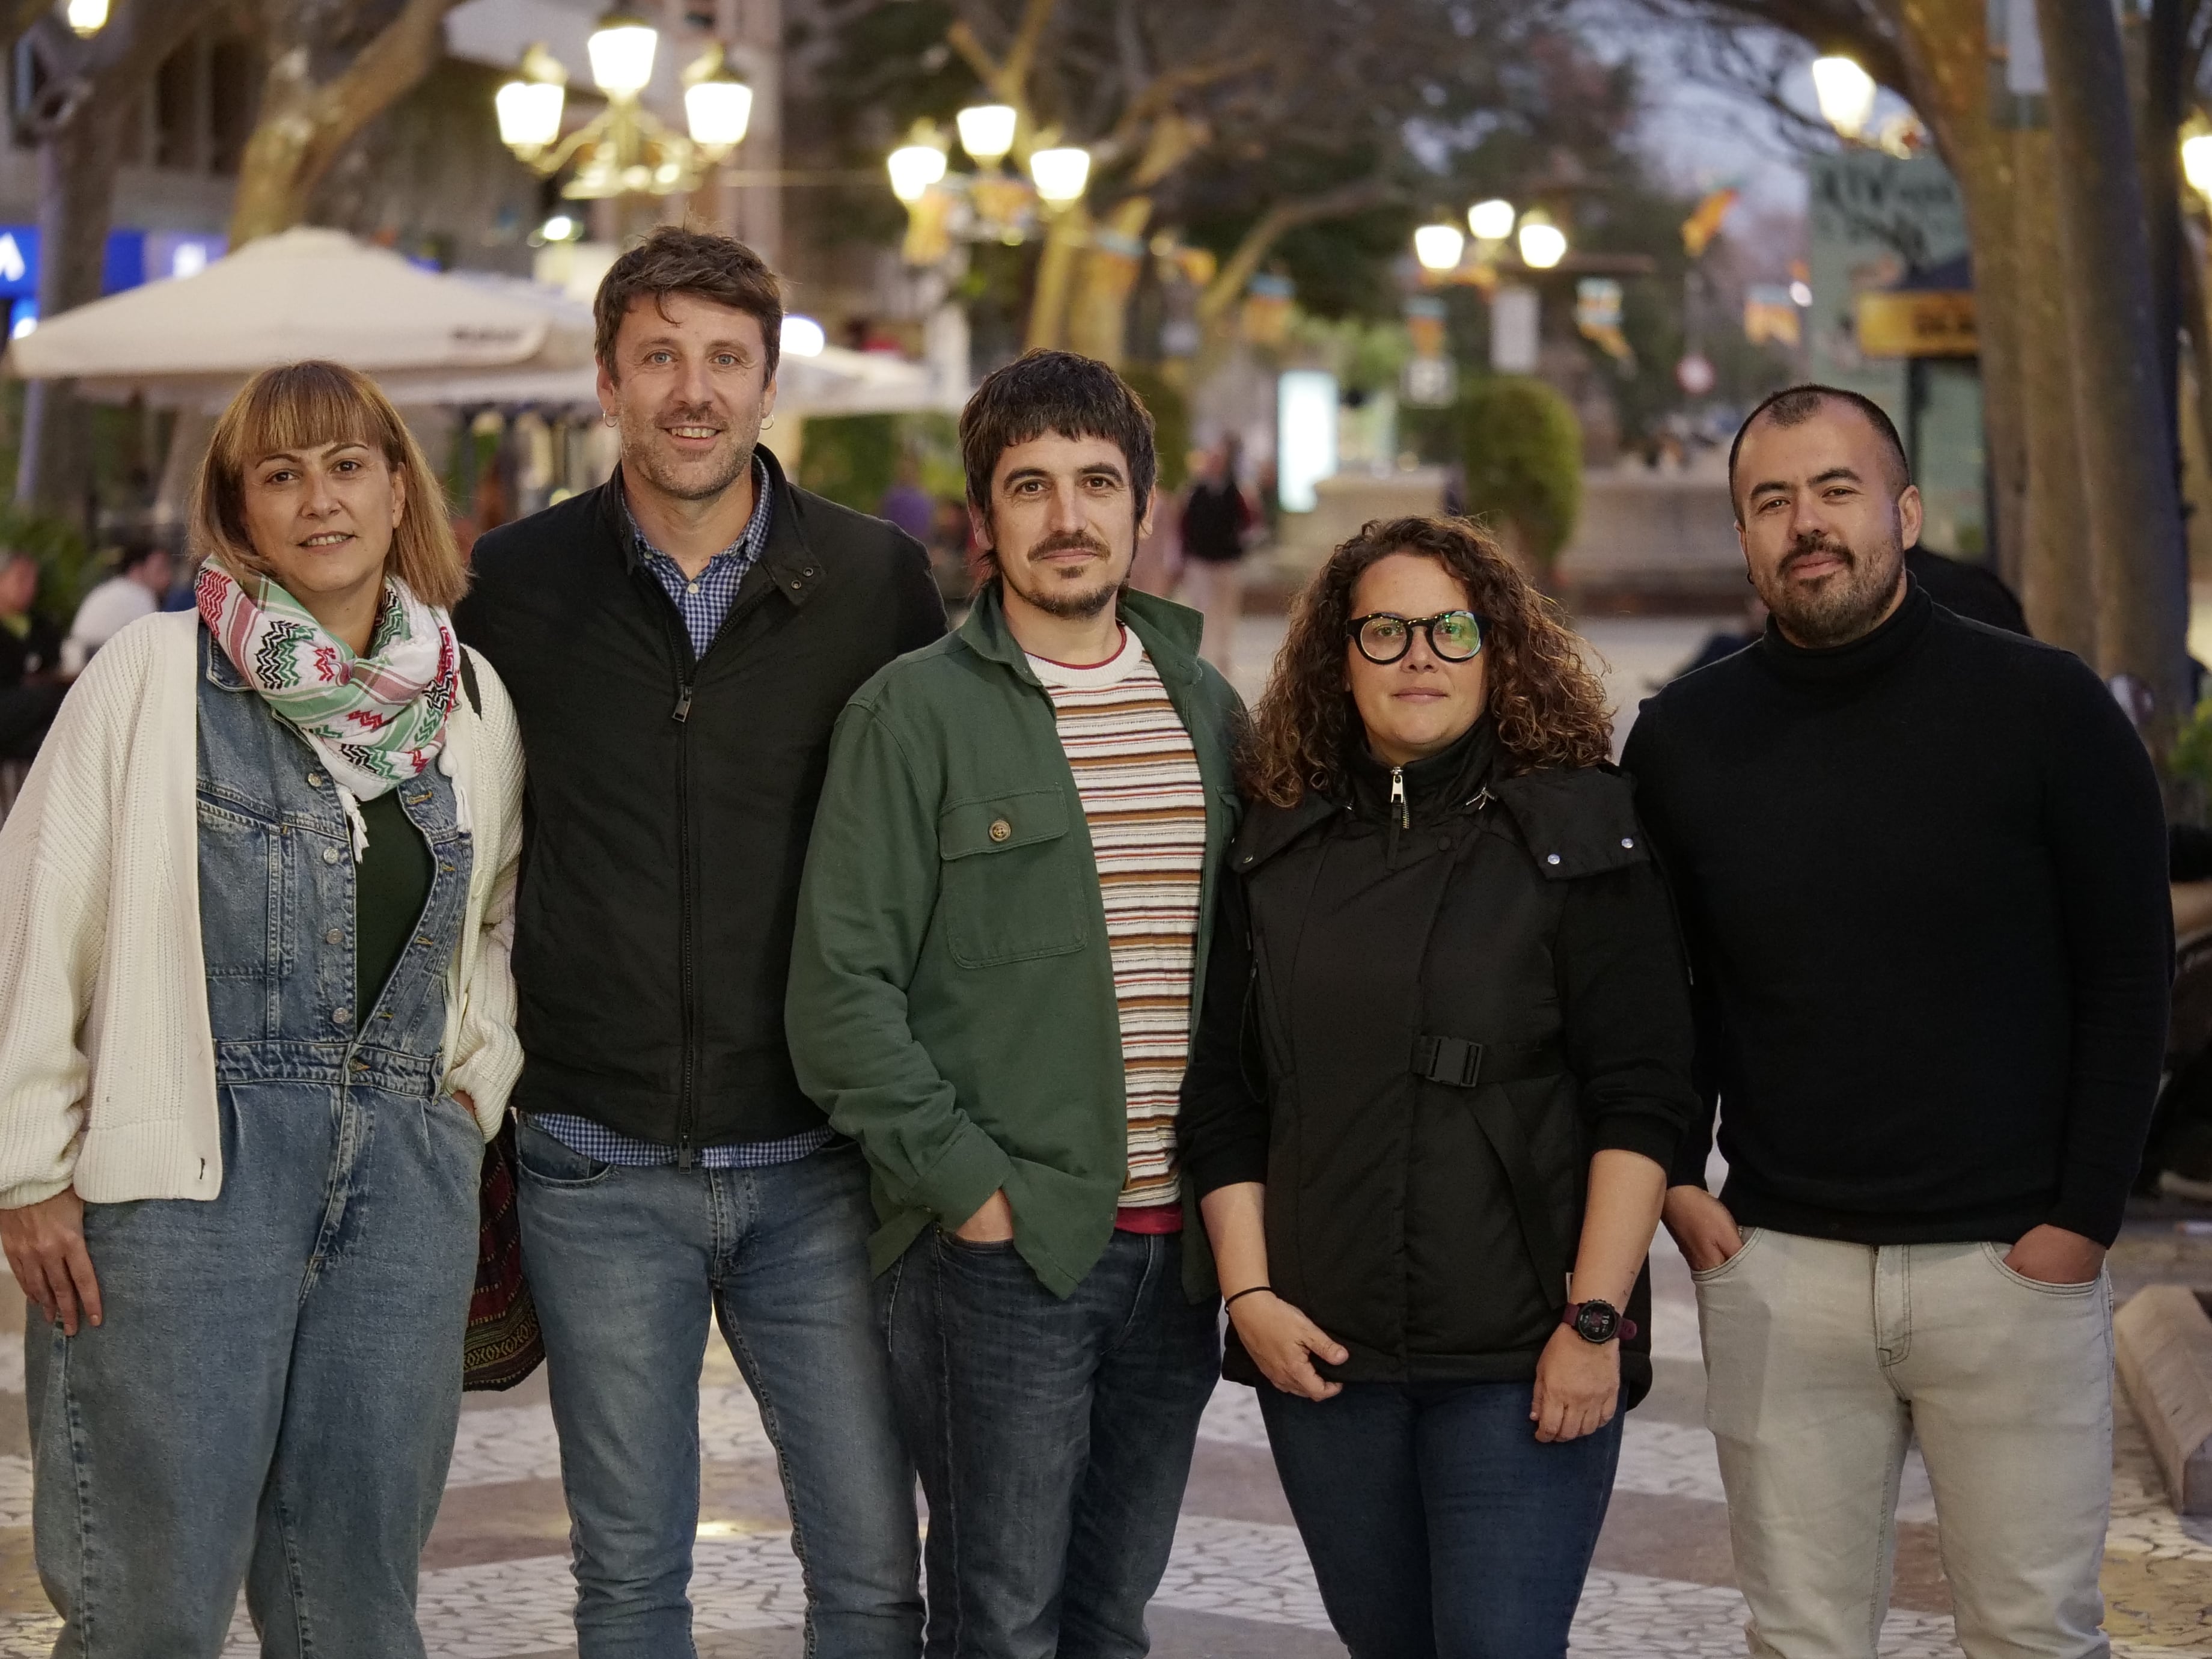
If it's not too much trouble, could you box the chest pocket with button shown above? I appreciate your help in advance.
[936,789,1089,968]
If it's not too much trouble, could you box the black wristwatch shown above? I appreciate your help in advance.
[1562,1299,1637,1344]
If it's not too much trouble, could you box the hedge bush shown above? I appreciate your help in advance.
[1458,375,1583,570]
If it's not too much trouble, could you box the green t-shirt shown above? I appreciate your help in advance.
[356,790,433,1011]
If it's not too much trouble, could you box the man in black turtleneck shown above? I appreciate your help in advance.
[1622,385,2169,1659]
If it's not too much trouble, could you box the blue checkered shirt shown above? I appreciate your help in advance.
[531,456,832,1171]
[631,453,773,658]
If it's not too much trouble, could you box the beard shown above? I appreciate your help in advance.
[1755,528,1905,649]
[619,398,757,503]
[1000,530,1125,620]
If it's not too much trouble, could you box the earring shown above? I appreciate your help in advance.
[762,415,775,431]
[602,412,618,428]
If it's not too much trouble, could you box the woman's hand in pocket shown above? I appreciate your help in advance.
[1230,1292,1348,1401]
[1531,1325,1619,1442]
[1,1188,100,1334]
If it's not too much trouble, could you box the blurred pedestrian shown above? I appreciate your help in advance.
[456,226,941,1657]
[790,350,1242,1659]
[1178,434,1254,677]
[1904,544,2028,635]
[1181,515,1696,1659]
[0,552,60,686]
[879,450,935,545]
[1624,385,2170,1659]
[60,540,173,675]
[0,359,526,1655]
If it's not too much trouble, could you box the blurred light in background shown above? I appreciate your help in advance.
[887,144,948,203]
[1467,198,1516,242]
[586,14,659,97]
[1277,370,1339,513]
[1413,221,1466,273]
[685,75,753,154]
[780,315,826,358]
[1789,279,1813,307]
[1029,146,1091,205]
[1517,212,1567,270]
[956,105,1018,167]
[66,0,106,36]
[495,79,565,151]
[2184,133,2212,203]
[1810,55,1877,139]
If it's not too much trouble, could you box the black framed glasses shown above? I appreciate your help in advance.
[1348,610,1485,665]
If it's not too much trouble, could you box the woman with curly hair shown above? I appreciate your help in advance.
[1179,515,1697,1658]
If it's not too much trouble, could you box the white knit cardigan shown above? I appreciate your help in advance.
[0,611,527,1210]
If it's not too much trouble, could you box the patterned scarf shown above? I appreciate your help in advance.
[196,563,460,855]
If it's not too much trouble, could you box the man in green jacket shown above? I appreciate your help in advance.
[789,350,1242,1658]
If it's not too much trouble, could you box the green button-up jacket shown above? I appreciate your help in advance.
[787,581,1244,1299]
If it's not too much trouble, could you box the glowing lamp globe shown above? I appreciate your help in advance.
[1413,222,1467,273]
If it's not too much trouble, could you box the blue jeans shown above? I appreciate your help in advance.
[1258,1378,1624,1659]
[32,1081,483,1657]
[513,1125,923,1658]
[881,1228,1220,1659]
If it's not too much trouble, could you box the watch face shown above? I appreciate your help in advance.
[1573,1302,1620,1342]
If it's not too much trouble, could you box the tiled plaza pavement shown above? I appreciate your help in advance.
[0,1221,2204,1655]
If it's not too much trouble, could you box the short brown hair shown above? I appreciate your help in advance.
[1241,515,1613,807]
[959,350,1158,532]
[594,225,784,384]
[192,360,469,610]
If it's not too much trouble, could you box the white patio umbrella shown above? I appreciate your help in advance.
[5,227,592,400]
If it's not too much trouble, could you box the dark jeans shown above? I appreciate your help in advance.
[1258,1378,1624,1659]
[881,1227,1220,1659]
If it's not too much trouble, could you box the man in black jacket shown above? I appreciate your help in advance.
[456,227,943,1657]
[1622,385,2169,1659]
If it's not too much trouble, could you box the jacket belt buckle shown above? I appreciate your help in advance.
[1413,1034,1485,1089]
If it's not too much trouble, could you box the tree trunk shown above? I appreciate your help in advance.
[228,0,463,249]
[16,103,123,519]
[2011,128,2096,655]
[1025,209,1087,352]
[2036,0,2193,746]
[1065,198,1153,365]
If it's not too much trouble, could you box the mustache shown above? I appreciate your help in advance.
[1781,532,1854,574]
[652,402,729,426]
[1024,531,1111,562]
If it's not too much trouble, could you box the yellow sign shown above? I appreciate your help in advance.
[1856,290,1976,357]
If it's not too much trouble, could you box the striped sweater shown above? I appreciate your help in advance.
[1028,629,1208,1210]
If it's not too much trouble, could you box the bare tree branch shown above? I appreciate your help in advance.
[1197,174,1399,324]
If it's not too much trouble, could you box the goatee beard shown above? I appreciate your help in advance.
[1761,534,1904,649]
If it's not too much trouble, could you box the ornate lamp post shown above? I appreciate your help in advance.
[495,12,751,201]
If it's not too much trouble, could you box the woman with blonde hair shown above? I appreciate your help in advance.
[0,360,525,1655]
[1180,515,1698,1658]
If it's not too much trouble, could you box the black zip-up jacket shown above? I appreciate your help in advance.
[1179,722,1699,1402]
[455,449,946,1155]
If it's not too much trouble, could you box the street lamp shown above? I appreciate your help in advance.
[1413,221,1467,273]
[1029,145,1090,206]
[64,0,106,35]
[2184,133,2212,204]
[956,104,1019,168]
[887,140,949,204]
[1516,210,1567,270]
[781,315,826,358]
[586,13,658,96]
[1810,53,1878,140]
[496,20,752,200]
[1467,198,1516,243]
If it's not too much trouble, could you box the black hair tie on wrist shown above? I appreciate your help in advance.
[1223,1286,1274,1309]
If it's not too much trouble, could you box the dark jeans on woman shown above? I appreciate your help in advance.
[1257,1378,1623,1659]
[881,1227,1220,1659]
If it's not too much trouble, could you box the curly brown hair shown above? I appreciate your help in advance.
[1241,515,1613,806]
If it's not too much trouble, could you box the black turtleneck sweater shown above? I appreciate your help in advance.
[1621,582,2171,1247]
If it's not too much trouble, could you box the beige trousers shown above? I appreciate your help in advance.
[1178,558,1244,679]
[1697,1229,2113,1659]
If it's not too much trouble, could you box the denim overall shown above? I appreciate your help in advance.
[31,628,481,1658]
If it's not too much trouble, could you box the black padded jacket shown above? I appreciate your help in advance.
[1179,720,1697,1402]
